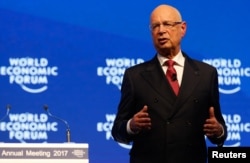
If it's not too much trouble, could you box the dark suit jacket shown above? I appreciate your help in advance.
[112,52,227,163]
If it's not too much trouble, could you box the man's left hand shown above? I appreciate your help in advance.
[203,106,223,137]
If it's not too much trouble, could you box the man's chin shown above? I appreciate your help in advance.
[158,46,171,52]
[158,43,171,49]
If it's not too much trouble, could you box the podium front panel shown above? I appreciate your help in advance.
[0,143,88,163]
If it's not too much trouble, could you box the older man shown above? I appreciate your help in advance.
[112,4,227,163]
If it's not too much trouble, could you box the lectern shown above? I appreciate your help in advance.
[0,143,88,163]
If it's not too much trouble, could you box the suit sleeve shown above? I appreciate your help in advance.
[111,69,137,144]
[207,68,227,146]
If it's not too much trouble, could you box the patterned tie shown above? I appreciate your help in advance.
[166,60,179,95]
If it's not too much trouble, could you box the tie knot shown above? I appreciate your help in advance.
[166,60,175,67]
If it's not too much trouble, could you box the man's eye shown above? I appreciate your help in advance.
[152,24,159,29]
[163,23,172,27]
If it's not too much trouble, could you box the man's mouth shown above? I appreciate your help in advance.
[158,38,168,44]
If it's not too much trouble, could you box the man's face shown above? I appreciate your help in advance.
[150,9,186,55]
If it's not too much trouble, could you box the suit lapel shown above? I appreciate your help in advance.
[139,54,201,120]
[140,56,176,103]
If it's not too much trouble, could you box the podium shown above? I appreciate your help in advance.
[0,143,88,163]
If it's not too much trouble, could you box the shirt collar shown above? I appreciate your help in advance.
[157,50,185,67]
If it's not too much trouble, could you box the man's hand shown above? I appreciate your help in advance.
[203,106,223,137]
[130,105,151,133]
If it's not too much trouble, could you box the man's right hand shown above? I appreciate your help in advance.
[130,105,152,133]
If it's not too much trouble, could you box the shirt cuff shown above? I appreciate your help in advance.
[217,124,225,138]
[127,119,138,135]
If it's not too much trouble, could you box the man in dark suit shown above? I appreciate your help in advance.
[111,4,227,163]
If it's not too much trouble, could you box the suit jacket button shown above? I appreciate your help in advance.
[193,98,199,103]
[186,121,192,126]
[154,98,158,103]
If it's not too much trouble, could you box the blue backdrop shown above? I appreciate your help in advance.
[0,1,250,162]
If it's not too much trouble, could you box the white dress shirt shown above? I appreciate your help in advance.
[157,50,185,86]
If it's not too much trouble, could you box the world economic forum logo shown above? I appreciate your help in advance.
[97,57,144,89]
[203,58,250,94]
[223,114,250,147]
[0,112,59,143]
[0,57,58,93]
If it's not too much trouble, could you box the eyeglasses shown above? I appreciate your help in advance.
[150,21,182,31]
